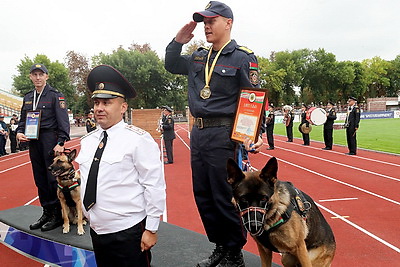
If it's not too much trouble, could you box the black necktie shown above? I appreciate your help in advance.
[83,131,108,210]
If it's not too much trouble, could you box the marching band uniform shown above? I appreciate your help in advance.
[284,109,294,142]
[86,114,97,133]
[345,97,360,155]
[161,106,175,164]
[323,102,337,150]
[299,105,310,145]
[266,105,275,150]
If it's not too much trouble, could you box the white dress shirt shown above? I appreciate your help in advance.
[76,120,166,235]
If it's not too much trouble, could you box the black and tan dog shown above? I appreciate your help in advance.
[48,149,86,235]
[227,157,336,267]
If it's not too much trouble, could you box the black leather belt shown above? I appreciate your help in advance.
[194,117,233,129]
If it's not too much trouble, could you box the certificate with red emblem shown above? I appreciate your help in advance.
[25,111,41,139]
[231,88,268,143]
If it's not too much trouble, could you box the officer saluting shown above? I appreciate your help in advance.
[165,2,262,266]
[322,101,337,150]
[344,96,360,155]
[16,63,70,231]
[161,105,175,164]
[75,65,165,267]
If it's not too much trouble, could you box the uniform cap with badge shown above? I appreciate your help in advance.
[162,105,173,112]
[193,1,233,22]
[30,64,48,74]
[348,96,357,102]
[87,65,136,99]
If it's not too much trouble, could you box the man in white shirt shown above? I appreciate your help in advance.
[76,65,166,267]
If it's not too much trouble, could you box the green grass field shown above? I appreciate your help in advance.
[272,118,400,155]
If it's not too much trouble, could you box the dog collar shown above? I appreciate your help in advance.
[57,181,80,191]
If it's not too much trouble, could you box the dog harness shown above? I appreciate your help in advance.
[255,188,311,253]
[57,169,80,207]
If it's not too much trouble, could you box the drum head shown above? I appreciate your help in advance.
[310,108,327,125]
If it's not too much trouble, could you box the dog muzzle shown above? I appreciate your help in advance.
[237,203,268,236]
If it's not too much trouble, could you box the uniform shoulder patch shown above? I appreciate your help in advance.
[125,125,147,135]
[81,128,100,140]
[238,46,254,54]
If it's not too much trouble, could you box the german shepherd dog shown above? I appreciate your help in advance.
[48,149,86,235]
[227,157,336,267]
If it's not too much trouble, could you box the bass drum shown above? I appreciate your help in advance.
[307,107,327,126]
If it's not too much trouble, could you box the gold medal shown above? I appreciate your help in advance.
[200,86,211,99]
[202,39,232,100]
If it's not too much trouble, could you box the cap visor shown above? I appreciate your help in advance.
[91,93,120,99]
[193,11,219,22]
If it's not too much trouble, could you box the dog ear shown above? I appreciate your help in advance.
[260,157,278,186]
[227,158,245,187]
[68,149,77,162]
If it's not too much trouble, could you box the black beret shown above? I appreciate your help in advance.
[87,65,136,99]
[193,1,233,22]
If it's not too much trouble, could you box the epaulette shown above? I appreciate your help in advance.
[238,46,254,54]
[80,128,100,140]
[125,125,146,135]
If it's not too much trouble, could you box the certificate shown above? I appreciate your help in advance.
[231,88,268,143]
[25,111,41,139]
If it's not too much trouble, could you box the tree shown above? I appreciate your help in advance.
[13,54,74,105]
[94,45,187,110]
[65,51,92,114]
[362,57,391,98]
[386,55,400,97]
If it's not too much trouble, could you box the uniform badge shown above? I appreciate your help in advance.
[59,97,66,109]
[205,2,211,9]
[99,141,104,149]
[249,70,259,86]
[98,83,105,89]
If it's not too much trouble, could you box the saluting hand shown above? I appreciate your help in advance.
[175,21,197,44]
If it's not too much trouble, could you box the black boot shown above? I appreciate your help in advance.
[197,244,228,267]
[41,203,63,231]
[216,249,245,267]
[29,206,51,230]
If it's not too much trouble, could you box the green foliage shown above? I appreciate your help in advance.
[94,47,188,110]
[12,54,74,107]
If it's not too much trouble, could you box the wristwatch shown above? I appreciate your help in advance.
[57,141,64,147]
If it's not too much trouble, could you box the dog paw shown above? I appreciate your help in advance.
[63,225,70,234]
[77,227,85,235]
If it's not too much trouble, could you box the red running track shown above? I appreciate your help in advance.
[1,124,399,266]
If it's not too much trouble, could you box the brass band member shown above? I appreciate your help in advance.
[283,105,294,142]
[266,104,275,150]
[322,101,336,150]
[299,104,310,146]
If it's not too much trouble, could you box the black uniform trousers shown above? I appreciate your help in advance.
[190,125,246,249]
[164,139,174,163]
[346,127,357,154]
[0,135,5,155]
[90,219,151,267]
[10,131,17,153]
[324,128,334,149]
[266,125,274,148]
[28,130,59,207]
[286,126,293,142]
[299,125,310,145]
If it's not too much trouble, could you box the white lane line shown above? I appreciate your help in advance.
[261,152,400,206]
[277,146,400,182]
[316,203,400,254]
[276,139,400,168]
[24,196,39,206]
[319,197,358,202]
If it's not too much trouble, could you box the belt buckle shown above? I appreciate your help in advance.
[196,118,204,129]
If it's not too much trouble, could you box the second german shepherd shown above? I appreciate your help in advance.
[227,157,336,267]
[48,149,86,235]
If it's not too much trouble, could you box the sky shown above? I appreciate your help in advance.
[1,0,400,91]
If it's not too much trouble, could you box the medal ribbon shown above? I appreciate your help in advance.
[33,89,44,111]
[204,39,232,89]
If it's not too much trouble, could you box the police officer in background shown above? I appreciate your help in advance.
[16,63,70,231]
[265,104,275,150]
[344,96,360,155]
[165,2,263,266]
[283,105,294,142]
[161,105,175,164]
[76,65,165,267]
[86,111,97,133]
[322,101,337,150]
